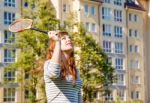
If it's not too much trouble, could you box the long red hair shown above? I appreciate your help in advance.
[46,32,77,81]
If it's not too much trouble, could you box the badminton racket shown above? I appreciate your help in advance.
[9,18,48,34]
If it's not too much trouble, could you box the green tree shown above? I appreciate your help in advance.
[64,12,116,102]
[5,0,59,103]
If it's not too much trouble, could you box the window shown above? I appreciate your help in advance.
[103,0,111,3]
[129,45,133,52]
[129,29,139,38]
[91,23,96,32]
[4,88,15,102]
[134,14,137,22]
[115,42,123,54]
[25,71,30,79]
[114,10,122,22]
[4,12,15,25]
[103,41,111,53]
[132,76,140,84]
[107,57,112,64]
[134,30,137,37]
[135,60,139,69]
[25,89,30,99]
[102,7,111,20]
[91,6,95,15]
[4,49,16,63]
[85,23,96,32]
[129,29,132,37]
[4,0,15,7]
[129,45,139,53]
[131,91,140,99]
[85,22,90,31]
[115,58,123,70]
[117,73,124,85]
[24,1,28,7]
[130,60,139,69]
[4,70,15,82]
[129,13,138,22]
[93,92,98,99]
[114,0,122,6]
[4,30,15,44]
[117,90,125,100]
[63,4,67,12]
[105,93,113,101]
[103,24,111,36]
[84,4,89,15]
[135,45,139,53]
[114,26,123,38]
[129,13,132,21]
[63,4,70,13]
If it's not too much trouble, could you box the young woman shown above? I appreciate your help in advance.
[44,31,82,103]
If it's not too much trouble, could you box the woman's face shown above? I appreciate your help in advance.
[60,34,73,51]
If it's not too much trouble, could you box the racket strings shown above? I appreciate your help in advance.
[9,19,33,32]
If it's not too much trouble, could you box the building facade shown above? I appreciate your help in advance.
[0,0,150,103]
[51,0,148,102]
[0,0,25,103]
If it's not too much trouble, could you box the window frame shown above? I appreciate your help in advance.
[3,88,16,102]
[117,89,125,100]
[103,24,111,36]
[114,26,123,38]
[114,9,122,22]
[114,0,122,6]
[102,7,111,20]
[4,49,16,63]
[4,0,16,7]
[4,30,15,44]
[115,58,124,70]
[103,40,112,53]
[115,42,123,54]
[4,12,15,25]
[117,73,124,85]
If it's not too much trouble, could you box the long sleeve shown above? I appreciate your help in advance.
[44,60,61,82]
[77,69,83,103]
[78,90,82,103]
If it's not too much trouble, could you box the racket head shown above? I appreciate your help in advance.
[9,19,33,33]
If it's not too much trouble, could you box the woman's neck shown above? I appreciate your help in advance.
[62,52,70,61]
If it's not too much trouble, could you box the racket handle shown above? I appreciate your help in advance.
[31,28,48,34]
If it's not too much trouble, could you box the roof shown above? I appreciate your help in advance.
[125,0,145,11]
[90,0,103,3]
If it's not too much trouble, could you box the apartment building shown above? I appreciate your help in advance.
[0,0,150,103]
[0,0,23,103]
[51,0,148,102]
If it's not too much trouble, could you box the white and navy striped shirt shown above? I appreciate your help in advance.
[44,60,83,103]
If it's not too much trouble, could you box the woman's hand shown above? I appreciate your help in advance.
[48,31,60,41]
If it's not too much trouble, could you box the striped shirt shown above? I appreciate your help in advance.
[44,60,83,103]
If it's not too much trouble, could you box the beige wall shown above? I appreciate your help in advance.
[80,1,101,43]
[126,8,145,101]
[143,0,150,103]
